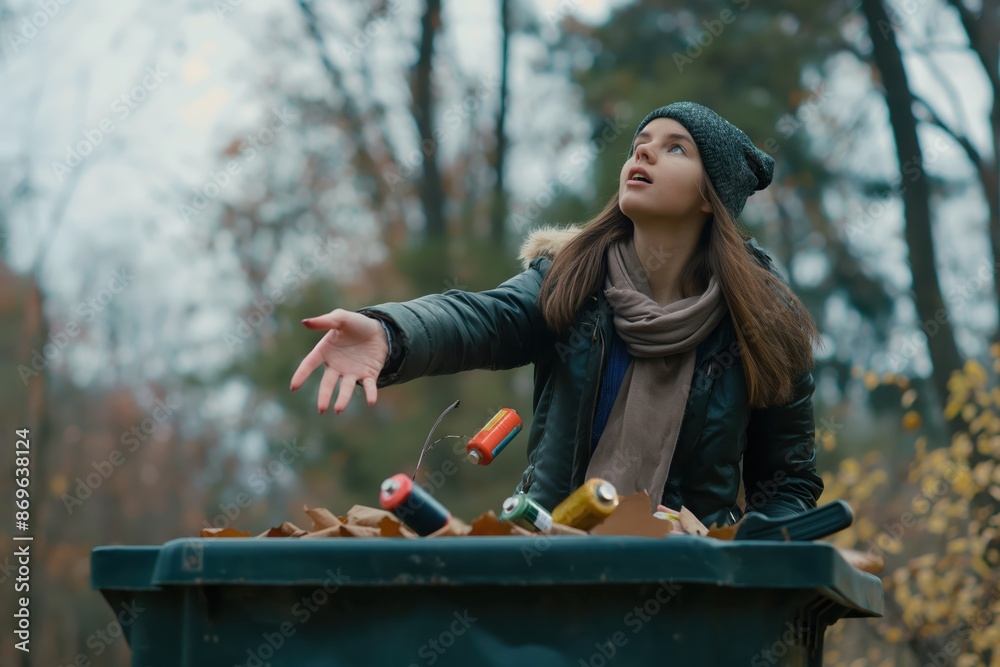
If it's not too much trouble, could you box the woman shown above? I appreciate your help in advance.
[289,102,824,529]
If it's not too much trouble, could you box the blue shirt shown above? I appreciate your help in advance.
[591,335,631,452]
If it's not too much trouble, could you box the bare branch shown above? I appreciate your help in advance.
[911,95,983,169]
[944,0,1000,94]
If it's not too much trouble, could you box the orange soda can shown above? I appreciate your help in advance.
[551,478,619,531]
[466,408,522,465]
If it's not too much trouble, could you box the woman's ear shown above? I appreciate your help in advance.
[699,177,714,215]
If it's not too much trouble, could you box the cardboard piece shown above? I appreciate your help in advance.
[590,492,674,538]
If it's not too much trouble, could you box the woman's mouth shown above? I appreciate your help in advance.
[626,167,652,186]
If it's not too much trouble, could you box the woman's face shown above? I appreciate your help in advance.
[619,117,713,223]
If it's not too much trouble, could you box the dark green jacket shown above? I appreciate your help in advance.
[361,235,823,529]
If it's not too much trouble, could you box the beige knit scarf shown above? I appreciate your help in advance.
[585,235,728,510]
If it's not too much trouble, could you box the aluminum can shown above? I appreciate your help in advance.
[551,478,619,531]
[379,473,451,536]
[466,408,522,465]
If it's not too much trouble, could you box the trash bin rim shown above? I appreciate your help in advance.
[90,535,882,617]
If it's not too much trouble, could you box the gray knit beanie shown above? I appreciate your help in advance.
[628,102,774,218]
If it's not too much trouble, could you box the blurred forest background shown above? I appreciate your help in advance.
[0,0,998,665]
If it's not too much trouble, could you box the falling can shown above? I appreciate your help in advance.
[466,408,522,465]
[379,473,452,536]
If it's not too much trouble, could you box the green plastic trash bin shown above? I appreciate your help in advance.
[91,535,882,666]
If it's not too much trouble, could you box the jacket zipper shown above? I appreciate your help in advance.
[527,301,605,494]
[522,464,534,492]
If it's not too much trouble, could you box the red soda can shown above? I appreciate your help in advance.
[466,408,522,465]
[379,473,452,536]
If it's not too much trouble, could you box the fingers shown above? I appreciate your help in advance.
[314,370,375,415]
[361,377,378,407]
[290,345,329,392]
[291,315,343,392]
[333,375,358,414]
[301,309,348,331]
[317,365,340,414]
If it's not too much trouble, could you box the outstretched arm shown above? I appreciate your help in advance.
[290,259,552,414]
[358,259,552,387]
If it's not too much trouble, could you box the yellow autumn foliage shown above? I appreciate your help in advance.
[825,360,999,667]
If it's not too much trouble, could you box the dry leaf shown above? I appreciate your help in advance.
[469,511,534,536]
[379,515,417,538]
[303,506,343,531]
[200,527,251,538]
[259,522,308,538]
[590,492,673,538]
[678,506,709,537]
[345,505,397,527]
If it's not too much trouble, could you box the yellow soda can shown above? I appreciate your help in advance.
[551,478,619,531]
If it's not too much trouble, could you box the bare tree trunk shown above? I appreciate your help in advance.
[860,0,965,431]
[414,0,445,239]
[490,0,511,245]
[945,0,1000,345]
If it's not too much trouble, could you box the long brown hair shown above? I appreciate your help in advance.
[536,181,821,408]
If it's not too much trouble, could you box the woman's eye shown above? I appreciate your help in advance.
[668,144,685,154]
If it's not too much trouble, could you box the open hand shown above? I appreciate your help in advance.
[289,309,390,415]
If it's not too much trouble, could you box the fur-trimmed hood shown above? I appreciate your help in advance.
[517,225,584,269]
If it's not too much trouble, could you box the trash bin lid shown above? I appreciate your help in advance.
[91,536,882,618]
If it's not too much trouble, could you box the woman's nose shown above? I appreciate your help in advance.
[633,142,654,164]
